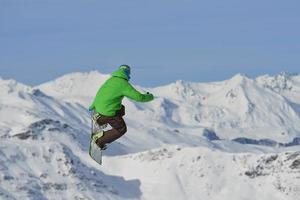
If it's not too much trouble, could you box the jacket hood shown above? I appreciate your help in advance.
[111,69,129,80]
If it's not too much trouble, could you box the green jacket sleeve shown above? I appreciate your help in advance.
[123,82,154,102]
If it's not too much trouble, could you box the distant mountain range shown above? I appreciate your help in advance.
[1,71,300,200]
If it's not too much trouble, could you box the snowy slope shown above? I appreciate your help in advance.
[0,119,141,200]
[1,71,300,200]
[37,71,110,105]
[150,74,300,142]
[0,79,90,136]
[103,146,300,200]
[257,72,300,105]
[37,71,300,143]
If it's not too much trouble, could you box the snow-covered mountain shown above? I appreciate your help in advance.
[1,71,300,200]
[37,71,300,144]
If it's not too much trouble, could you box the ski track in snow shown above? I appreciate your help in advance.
[1,71,300,200]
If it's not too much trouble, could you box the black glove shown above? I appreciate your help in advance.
[146,92,154,101]
[116,105,125,117]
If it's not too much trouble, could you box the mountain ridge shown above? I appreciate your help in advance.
[1,71,300,199]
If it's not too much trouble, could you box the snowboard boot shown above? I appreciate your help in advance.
[92,131,107,150]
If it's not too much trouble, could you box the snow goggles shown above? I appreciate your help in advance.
[119,65,131,75]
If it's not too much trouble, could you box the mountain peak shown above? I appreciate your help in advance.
[228,73,251,83]
[277,71,299,79]
[0,78,31,95]
[222,74,253,92]
[36,71,110,99]
[256,72,296,92]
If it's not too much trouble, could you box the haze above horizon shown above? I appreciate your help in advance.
[1,0,300,87]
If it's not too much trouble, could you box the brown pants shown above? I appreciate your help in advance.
[95,105,127,147]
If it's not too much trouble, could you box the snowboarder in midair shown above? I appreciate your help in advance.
[89,65,154,149]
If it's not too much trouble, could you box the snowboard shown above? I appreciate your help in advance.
[89,112,108,165]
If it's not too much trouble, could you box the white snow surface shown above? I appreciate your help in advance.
[1,71,300,200]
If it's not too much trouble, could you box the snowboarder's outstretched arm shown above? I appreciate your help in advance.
[123,83,154,102]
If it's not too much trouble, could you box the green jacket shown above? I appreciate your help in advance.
[89,69,154,116]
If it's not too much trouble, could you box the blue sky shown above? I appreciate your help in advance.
[0,0,300,87]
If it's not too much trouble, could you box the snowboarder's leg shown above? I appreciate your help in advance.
[95,115,127,148]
